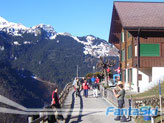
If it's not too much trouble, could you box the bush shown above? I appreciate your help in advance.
[86,72,102,78]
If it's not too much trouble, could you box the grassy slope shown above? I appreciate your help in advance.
[129,82,164,123]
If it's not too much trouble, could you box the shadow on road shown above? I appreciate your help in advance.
[75,93,83,122]
[65,91,104,123]
[65,91,75,123]
[65,90,84,123]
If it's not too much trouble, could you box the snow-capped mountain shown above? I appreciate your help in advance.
[0,16,56,37]
[0,16,118,58]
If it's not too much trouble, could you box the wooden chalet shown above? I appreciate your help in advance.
[109,1,164,92]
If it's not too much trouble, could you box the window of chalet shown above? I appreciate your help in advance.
[128,32,132,38]
[124,70,126,82]
[140,44,160,56]
[128,69,132,83]
[128,45,132,59]
[121,31,124,42]
[121,49,125,61]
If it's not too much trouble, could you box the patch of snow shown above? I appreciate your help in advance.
[31,75,37,79]
[13,41,21,45]
[0,17,28,36]
[0,46,4,51]
[54,33,116,58]
[32,24,57,39]
[68,35,119,58]
[49,34,57,40]
[24,41,31,44]
[140,76,164,93]
[86,35,96,41]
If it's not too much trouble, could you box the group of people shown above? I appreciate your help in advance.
[91,76,100,97]
[73,76,100,98]
[49,74,126,122]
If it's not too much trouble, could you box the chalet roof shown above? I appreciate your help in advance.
[114,1,164,29]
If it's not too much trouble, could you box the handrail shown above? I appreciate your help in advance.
[28,82,73,123]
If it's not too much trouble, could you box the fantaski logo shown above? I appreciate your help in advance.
[106,106,158,116]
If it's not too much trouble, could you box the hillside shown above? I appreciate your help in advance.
[0,17,119,88]
[0,62,55,122]
[0,17,119,122]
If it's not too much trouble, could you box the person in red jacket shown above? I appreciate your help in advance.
[51,87,60,107]
[106,67,110,73]
[107,67,110,82]
[96,77,100,84]
[51,87,64,121]
[83,79,89,98]
[115,67,120,74]
[96,76,100,90]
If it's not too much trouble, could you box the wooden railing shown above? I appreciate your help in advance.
[28,82,73,123]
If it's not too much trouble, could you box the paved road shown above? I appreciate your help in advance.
[61,89,134,123]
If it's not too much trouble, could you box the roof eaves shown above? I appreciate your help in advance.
[114,1,164,4]
[124,26,164,30]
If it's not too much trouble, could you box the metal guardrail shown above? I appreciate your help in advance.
[99,84,134,108]
[28,82,73,123]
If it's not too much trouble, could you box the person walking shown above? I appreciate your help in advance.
[92,77,99,98]
[94,77,100,97]
[51,87,64,121]
[83,79,89,98]
[75,79,80,97]
[73,77,77,92]
[92,83,97,98]
[113,81,127,122]
[80,77,84,91]
[96,77,100,90]
[91,76,96,89]
[87,77,92,87]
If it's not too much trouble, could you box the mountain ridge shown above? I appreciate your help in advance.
[0,16,119,58]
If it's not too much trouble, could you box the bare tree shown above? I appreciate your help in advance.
[96,56,116,86]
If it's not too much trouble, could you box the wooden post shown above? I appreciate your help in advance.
[159,80,163,123]
[137,28,140,93]
[160,94,163,123]
[28,116,33,123]
[77,65,78,78]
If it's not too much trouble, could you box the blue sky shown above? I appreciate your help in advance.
[0,0,164,40]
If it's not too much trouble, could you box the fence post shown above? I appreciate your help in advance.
[151,116,155,123]
[39,112,44,123]
[28,116,33,123]
[128,97,132,121]
[45,112,48,123]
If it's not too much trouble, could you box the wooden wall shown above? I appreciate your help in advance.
[121,29,133,69]
[132,30,164,68]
